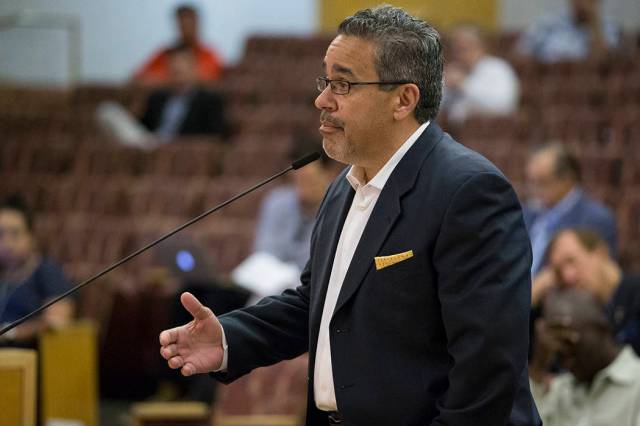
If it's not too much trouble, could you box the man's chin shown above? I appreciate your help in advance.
[322,139,349,165]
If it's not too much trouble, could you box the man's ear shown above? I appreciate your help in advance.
[392,84,420,121]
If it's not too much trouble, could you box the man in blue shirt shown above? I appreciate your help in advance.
[0,196,73,347]
[523,143,617,277]
[518,0,620,63]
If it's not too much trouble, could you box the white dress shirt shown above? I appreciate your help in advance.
[314,121,429,411]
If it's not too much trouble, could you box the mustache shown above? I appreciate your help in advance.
[320,111,344,128]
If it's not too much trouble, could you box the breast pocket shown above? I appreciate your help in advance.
[373,251,423,293]
[374,254,421,285]
[369,252,431,327]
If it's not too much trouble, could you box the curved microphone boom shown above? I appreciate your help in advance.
[0,151,322,337]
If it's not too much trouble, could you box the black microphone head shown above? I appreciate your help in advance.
[291,151,321,170]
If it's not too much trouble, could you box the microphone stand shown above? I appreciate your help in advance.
[0,152,321,337]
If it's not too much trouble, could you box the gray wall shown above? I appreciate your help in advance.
[0,0,317,85]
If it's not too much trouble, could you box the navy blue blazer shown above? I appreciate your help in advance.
[215,122,541,425]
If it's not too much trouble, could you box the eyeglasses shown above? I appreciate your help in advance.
[316,77,413,95]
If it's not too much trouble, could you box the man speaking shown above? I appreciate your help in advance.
[160,6,541,425]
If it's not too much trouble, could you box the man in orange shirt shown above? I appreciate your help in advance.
[133,4,222,86]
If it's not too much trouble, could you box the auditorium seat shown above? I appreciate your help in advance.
[100,284,174,399]
[200,176,270,220]
[198,217,256,273]
[74,142,150,176]
[0,349,37,426]
[221,137,291,178]
[130,401,210,426]
[214,355,308,425]
[214,414,301,426]
[615,188,640,271]
[40,321,99,426]
[149,139,228,177]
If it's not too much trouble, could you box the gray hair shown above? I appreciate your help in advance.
[338,5,443,123]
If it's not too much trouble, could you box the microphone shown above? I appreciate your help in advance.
[292,151,320,169]
[0,152,322,336]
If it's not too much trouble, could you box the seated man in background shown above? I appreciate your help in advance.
[232,138,336,304]
[132,4,223,86]
[530,288,640,425]
[441,24,519,123]
[96,44,228,148]
[524,143,617,276]
[0,196,74,347]
[139,44,228,141]
[517,0,620,63]
[533,228,640,355]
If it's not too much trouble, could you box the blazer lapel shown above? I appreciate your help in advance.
[309,176,354,349]
[332,122,444,315]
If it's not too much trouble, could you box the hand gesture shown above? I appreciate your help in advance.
[159,292,225,376]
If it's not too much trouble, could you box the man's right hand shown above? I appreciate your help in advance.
[159,292,225,376]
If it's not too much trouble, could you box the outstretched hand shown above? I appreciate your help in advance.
[159,292,225,376]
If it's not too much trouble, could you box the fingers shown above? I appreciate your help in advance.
[168,355,184,369]
[159,326,181,346]
[160,343,178,360]
[165,354,196,377]
[181,363,196,377]
[180,292,213,321]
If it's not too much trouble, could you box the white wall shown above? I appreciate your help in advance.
[0,0,317,85]
[500,0,640,32]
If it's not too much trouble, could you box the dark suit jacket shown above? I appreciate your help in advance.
[141,87,228,137]
[214,122,541,425]
[523,189,618,261]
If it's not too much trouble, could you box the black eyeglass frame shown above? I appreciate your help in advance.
[316,76,414,95]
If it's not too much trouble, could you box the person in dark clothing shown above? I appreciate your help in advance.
[140,44,228,141]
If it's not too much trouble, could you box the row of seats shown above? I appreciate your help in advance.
[0,136,297,178]
[0,35,639,275]
[33,211,257,277]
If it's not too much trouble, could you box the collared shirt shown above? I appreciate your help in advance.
[529,187,582,275]
[314,121,429,411]
[531,346,640,426]
[518,11,620,63]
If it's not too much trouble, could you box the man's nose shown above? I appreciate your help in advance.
[315,86,336,111]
